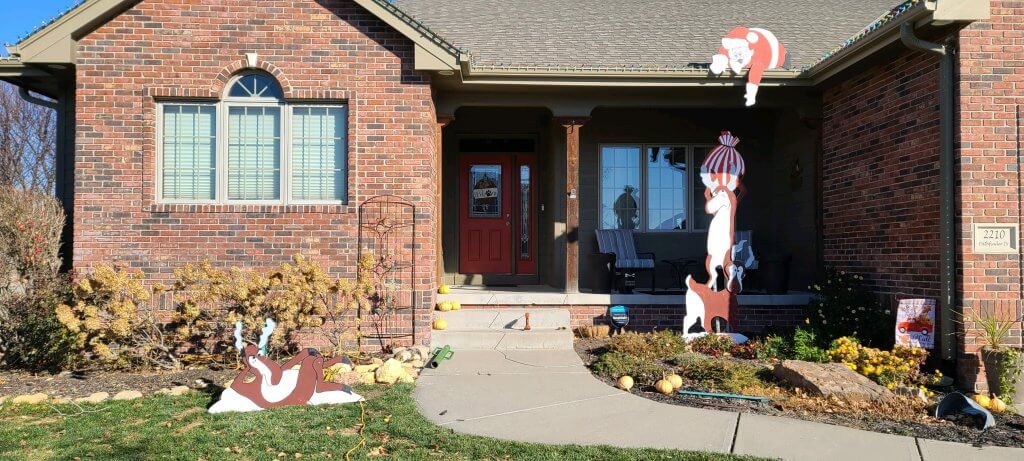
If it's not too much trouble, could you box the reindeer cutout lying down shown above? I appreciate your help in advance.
[208,319,363,414]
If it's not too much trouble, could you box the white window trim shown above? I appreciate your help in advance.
[156,76,349,206]
[598,143,712,233]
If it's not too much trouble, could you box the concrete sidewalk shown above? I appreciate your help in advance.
[413,349,1024,461]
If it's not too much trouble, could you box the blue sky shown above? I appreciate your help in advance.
[0,1,79,48]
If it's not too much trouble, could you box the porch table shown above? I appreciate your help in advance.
[661,257,704,290]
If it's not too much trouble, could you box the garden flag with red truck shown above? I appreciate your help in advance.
[895,298,936,349]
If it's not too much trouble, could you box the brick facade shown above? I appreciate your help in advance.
[822,2,1024,392]
[461,304,804,333]
[821,50,942,299]
[73,0,438,347]
[957,1,1024,391]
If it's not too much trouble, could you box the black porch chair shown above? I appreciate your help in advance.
[594,229,656,293]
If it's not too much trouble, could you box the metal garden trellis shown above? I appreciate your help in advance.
[357,195,418,351]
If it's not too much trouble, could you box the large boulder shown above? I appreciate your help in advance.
[774,360,893,402]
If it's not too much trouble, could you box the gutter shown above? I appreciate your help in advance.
[18,87,59,110]
[899,22,957,363]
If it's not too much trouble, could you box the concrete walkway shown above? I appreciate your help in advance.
[414,349,1024,461]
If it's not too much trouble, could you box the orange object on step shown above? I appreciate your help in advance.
[524,312,532,331]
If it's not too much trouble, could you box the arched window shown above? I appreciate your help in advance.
[157,71,348,204]
[227,72,284,99]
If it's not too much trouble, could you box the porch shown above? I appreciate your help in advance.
[437,286,813,334]
[434,90,822,298]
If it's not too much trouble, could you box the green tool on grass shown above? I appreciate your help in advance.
[426,345,454,369]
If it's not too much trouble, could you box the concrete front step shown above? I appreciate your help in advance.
[435,308,570,331]
[431,329,574,350]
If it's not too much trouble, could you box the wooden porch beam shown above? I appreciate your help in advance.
[554,116,589,293]
[435,115,454,283]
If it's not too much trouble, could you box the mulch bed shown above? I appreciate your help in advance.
[0,367,237,399]
[575,338,1024,448]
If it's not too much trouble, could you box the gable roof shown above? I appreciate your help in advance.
[391,0,903,72]
[4,0,990,87]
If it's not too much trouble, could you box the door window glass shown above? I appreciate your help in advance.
[520,165,531,258]
[469,165,502,217]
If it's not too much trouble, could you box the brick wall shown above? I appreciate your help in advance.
[821,50,942,299]
[74,0,438,347]
[821,3,1024,392]
[463,304,805,333]
[957,2,1024,391]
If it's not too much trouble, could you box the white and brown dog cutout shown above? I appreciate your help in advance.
[209,320,363,414]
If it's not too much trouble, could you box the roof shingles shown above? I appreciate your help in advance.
[391,0,903,71]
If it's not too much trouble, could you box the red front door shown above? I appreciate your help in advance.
[459,155,514,274]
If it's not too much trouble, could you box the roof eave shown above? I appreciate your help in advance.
[457,67,810,87]
[804,0,990,85]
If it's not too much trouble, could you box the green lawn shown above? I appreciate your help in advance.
[0,384,764,460]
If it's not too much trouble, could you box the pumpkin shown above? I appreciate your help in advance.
[437,301,453,312]
[450,301,462,311]
[654,379,674,395]
[974,394,992,408]
[666,374,683,390]
[991,396,1007,413]
[438,285,451,294]
[617,376,634,391]
[432,319,448,330]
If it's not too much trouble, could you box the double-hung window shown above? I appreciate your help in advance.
[158,72,348,204]
[599,144,711,232]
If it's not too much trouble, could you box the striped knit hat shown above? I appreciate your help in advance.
[700,131,746,192]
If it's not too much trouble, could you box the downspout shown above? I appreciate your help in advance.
[900,23,957,363]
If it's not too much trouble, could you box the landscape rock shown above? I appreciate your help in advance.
[74,392,110,404]
[328,362,353,374]
[52,397,71,404]
[773,360,893,402]
[357,371,376,385]
[112,390,144,401]
[330,371,361,386]
[394,350,413,362]
[11,393,49,405]
[375,358,412,384]
[895,386,930,403]
[354,363,380,374]
[156,386,191,397]
[0,395,7,405]
[412,345,430,361]
[409,360,425,368]
[371,358,384,366]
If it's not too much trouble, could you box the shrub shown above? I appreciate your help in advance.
[0,187,64,294]
[54,265,177,370]
[673,353,771,393]
[791,328,830,363]
[172,255,367,357]
[689,334,734,357]
[807,268,893,347]
[0,277,78,372]
[729,341,758,360]
[755,335,788,361]
[607,330,685,361]
[592,351,665,384]
[828,336,927,387]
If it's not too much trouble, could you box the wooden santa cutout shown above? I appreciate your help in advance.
[683,132,753,335]
[208,319,363,413]
[710,27,787,106]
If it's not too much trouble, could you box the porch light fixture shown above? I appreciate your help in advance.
[438,70,455,76]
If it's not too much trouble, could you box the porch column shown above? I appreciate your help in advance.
[555,117,589,293]
[435,115,454,282]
